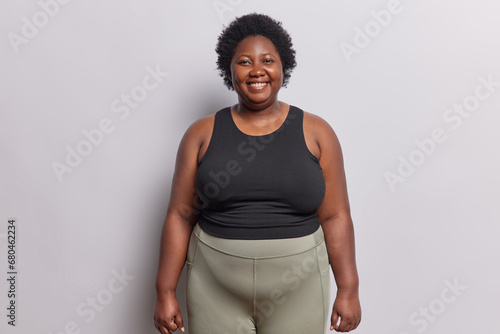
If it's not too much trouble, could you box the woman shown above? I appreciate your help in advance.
[154,13,361,334]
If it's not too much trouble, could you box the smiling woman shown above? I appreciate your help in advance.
[215,13,296,90]
[230,35,284,110]
[154,13,361,334]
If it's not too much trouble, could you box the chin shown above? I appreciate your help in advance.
[246,95,274,105]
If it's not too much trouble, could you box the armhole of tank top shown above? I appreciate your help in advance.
[197,108,224,166]
[297,107,321,166]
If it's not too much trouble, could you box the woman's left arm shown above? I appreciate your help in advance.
[309,113,361,332]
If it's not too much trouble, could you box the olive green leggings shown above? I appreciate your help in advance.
[185,223,330,334]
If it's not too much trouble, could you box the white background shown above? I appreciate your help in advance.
[1,0,499,333]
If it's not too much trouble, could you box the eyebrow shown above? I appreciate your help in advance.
[237,53,275,57]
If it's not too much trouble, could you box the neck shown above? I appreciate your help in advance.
[234,98,281,117]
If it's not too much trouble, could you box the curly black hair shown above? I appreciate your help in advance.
[215,13,297,90]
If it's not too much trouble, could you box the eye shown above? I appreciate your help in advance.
[238,60,250,65]
[264,59,274,64]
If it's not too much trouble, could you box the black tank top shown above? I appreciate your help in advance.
[195,105,326,239]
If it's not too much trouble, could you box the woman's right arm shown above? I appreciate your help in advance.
[153,116,211,334]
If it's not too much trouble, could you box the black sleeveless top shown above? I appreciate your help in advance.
[195,105,326,239]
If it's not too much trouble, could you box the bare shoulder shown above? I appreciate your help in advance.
[184,113,215,143]
[177,112,216,164]
[303,110,341,154]
[303,110,334,131]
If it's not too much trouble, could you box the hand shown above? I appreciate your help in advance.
[330,293,361,332]
[154,293,185,333]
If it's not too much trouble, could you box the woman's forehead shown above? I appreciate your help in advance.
[233,35,279,56]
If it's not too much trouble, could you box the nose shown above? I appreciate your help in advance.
[249,63,265,77]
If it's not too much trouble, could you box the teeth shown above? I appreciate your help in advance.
[249,82,268,87]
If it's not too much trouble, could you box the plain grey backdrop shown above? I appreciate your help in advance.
[1,0,499,333]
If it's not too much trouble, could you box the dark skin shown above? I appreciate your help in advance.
[154,35,361,333]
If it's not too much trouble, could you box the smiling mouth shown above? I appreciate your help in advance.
[248,82,269,88]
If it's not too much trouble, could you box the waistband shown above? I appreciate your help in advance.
[192,223,325,259]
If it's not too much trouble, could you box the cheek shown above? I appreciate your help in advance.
[272,63,284,78]
[230,70,246,93]
[229,64,238,82]
[233,70,250,87]
[272,67,284,83]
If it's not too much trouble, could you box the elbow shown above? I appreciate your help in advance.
[318,211,353,226]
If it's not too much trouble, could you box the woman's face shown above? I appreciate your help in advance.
[229,35,284,108]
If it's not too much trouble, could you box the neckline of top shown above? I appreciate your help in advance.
[228,105,293,137]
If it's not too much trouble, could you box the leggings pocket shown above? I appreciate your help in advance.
[316,240,330,275]
[315,240,331,329]
[186,227,199,283]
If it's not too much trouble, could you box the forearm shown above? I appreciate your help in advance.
[155,213,195,298]
[321,215,359,296]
